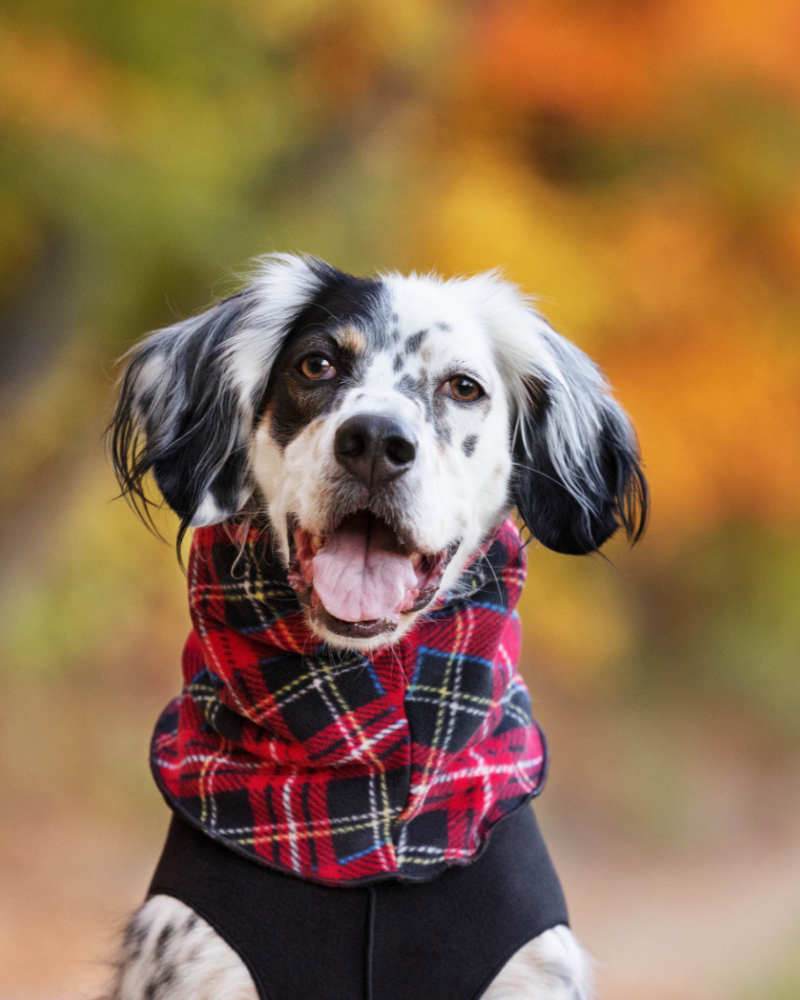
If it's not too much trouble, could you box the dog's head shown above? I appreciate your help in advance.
[111,254,647,649]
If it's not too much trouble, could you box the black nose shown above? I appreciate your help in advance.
[334,414,417,486]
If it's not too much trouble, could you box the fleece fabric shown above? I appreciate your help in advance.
[150,517,548,885]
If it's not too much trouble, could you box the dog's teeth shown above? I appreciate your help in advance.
[311,536,324,553]
[410,552,421,566]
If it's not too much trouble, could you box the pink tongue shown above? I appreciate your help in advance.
[312,516,417,622]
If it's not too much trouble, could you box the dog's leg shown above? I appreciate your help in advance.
[482,925,593,1000]
[106,895,257,1000]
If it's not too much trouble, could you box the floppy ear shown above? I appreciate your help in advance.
[109,253,325,541]
[467,273,648,555]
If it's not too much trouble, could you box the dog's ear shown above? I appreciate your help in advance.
[467,273,648,555]
[109,254,326,542]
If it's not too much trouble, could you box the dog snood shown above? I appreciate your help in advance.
[150,517,549,886]
[149,803,569,1000]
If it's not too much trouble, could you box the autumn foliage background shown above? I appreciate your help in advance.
[1,1,800,998]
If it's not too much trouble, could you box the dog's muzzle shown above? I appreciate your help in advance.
[285,411,453,638]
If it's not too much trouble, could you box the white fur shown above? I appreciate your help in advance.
[108,895,257,1000]
[190,492,228,528]
[225,253,325,407]
[483,926,594,1000]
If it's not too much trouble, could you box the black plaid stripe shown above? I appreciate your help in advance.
[395,808,449,872]
[211,536,298,633]
[200,786,253,834]
[491,680,533,737]
[405,646,496,753]
[186,667,248,743]
[251,650,382,742]
[438,535,520,615]
[326,769,408,866]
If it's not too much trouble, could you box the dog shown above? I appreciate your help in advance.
[106,253,647,1000]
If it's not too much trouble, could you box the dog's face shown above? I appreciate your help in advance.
[112,255,647,649]
[252,274,517,646]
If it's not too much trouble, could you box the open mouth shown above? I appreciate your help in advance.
[287,511,455,639]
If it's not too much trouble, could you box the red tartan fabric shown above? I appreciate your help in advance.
[151,517,547,885]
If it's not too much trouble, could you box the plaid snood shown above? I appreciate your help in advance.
[150,517,548,886]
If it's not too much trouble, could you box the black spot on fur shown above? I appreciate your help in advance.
[404,329,427,354]
[462,434,478,457]
[396,373,434,423]
[267,329,354,449]
[290,264,388,353]
[160,966,177,989]
[265,271,389,448]
[391,328,400,344]
[392,353,404,374]
[435,321,452,332]
[154,923,173,961]
[431,392,453,443]
[146,962,178,1000]
[395,373,425,398]
[123,918,148,960]
[431,392,450,434]
[182,914,198,934]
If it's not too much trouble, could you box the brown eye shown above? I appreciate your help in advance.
[444,376,482,402]
[299,355,336,380]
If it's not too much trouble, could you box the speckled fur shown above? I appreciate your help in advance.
[106,896,255,1000]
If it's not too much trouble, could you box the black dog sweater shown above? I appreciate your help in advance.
[149,803,568,1000]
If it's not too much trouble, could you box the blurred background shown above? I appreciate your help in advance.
[1,0,800,997]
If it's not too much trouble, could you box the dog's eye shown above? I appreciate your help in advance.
[442,376,483,402]
[299,355,336,381]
